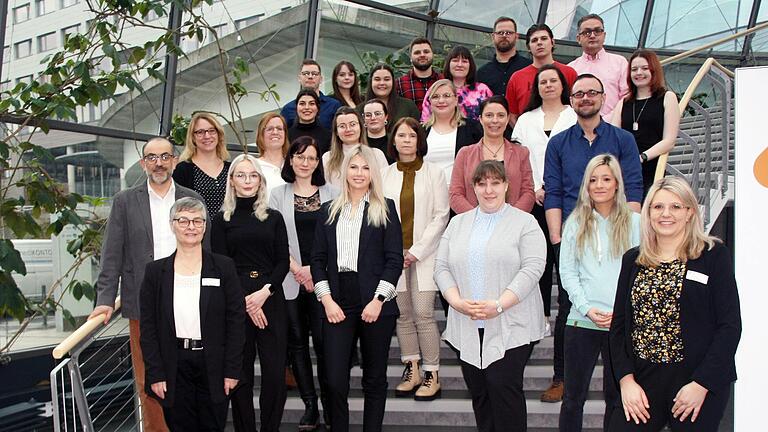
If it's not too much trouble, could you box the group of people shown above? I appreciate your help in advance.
[88,12,740,432]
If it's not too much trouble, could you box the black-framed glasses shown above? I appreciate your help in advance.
[578,28,605,37]
[493,30,516,37]
[173,217,206,228]
[293,154,319,163]
[193,128,218,137]
[143,153,174,163]
[571,90,604,99]
[300,71,321,77]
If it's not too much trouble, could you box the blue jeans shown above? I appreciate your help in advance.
[559,325,619,431]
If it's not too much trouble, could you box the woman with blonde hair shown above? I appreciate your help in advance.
[422,79,482,184]
[256,113,289,198]
[322,106,389,187]
[609,176,741,432]
[311,145,404,432]
[558,154,640,432]
[174,112,231,212]
[211,153,290,432]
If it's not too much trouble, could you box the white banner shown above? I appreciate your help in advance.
[734,66,768,430]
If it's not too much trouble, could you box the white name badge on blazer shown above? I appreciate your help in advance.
[202,278,221,286]
[685,270,709,285]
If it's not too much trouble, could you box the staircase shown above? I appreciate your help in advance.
[243,292,607,431]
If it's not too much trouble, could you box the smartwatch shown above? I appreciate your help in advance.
[640,152,648,163]
[376,294,386,302]
[495,300,503,314]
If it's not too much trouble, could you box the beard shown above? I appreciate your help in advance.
[413,59,433,71]
[495,40,514,53]
[147,168,171,185]
[575,103,601,119]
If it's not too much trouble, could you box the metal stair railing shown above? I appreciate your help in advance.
[49,297,142,432]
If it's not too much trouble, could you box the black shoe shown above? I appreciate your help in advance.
[299,397,320,431]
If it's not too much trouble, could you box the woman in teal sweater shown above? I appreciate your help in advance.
[558,154,641,432]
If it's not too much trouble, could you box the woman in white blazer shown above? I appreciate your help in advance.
[382,117,449,401]
[269,136,339,430]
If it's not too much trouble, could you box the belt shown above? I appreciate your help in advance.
[177,338,204,350]
[239,270,266,279]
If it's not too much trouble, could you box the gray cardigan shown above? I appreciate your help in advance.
[434,204,547,369]
[269,183,339,300]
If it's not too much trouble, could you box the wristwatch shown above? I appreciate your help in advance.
[640,152,648,163]
[495,300,503,314]
[376,294,386,302]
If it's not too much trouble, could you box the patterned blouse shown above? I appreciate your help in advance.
[420,82,494,123]
[630,260,686,363]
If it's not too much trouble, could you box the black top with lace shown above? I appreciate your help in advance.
[294,189,322,264]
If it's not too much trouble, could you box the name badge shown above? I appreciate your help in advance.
[685,270,709,285]
[202,277,220,287]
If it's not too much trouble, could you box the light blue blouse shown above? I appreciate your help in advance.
[468,206,506,328]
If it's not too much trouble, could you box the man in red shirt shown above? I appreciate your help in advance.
[505,24,577,126]
[396,37,442,111]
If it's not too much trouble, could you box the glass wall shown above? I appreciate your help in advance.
[545,0,647,47]
[436,0,542,31]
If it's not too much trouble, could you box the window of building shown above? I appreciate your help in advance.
[235,14,263,30]
[3,46,10,63]
[15,40,33,59]
[13,4,31,23]
[0,81,11,93]
[38,32,57,53]
[36,0,56,16]
[209,23,227,42]
[61,24,81,42]
[16,75,33,85]
[62,0,79,8]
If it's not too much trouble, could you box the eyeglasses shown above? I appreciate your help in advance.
[364,111,385,119]
[336,121,359,131]
[293,154,319,163]
[233,172,260,182]
[493,30,516,37]
[265,126,285,133]
[578,28,605,37]
[300,71,321,77]
[429,92,455,101]
[571,90,604,99]
[650,203,689,215]
[143,153,174,163]
[173,217,206,228]
[193,128,217,137]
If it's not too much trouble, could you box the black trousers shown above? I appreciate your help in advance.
[286,288,327,402]
[559,326,619,432]
[552,242,571,382]
[323,272,396,432]
[230,285,287,432]
[163,349,228,432]
[457,332,533,432]
[608,360,730,432]
[531,203,556,316]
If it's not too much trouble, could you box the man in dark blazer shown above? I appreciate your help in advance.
[88,137,209,432]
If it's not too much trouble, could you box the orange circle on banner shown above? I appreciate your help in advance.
[755,147,768,188]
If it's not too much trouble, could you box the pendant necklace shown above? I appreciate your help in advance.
[482,139,504,160]
[632,98,650,131]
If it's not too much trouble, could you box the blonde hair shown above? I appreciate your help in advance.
[221,154,269,222]
[326,145,390,227]
[422,79,465,129]
[256,113,289,157]
[637,176,718,267]
[567,154,634,259]
[326,107,368,182]
[180,112,230,162]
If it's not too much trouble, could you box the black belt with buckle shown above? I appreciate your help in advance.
[177,338,204,350]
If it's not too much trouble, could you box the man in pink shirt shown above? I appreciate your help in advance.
[505,23,577,127]
[568,14,629,121]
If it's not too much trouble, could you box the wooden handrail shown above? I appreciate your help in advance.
[52,297,122,360]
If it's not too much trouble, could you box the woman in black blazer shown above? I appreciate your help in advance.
[310,144,404,432]
[140,197,245,432]
[609,177,741,432]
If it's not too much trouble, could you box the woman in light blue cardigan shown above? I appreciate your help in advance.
[558,154,641,432]
[269,136,339,430]
[434,160,546,432]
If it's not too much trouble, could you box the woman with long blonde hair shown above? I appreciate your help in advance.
[311,145,403,432]
[174,112,231,212]
[558,154,640,431]
[609,176,740,432]
[211,153,290,432]
[322,106,389,187]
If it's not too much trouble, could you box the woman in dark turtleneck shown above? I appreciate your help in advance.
[288,89,332,156]
[211,153,290,432]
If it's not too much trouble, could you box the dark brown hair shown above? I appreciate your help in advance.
[281,136,326,186]
[626,49,667,102]
[472,160,507,184]
[331,60,362,105]
[388,117,427,160]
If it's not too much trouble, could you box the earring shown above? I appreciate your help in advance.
[384,120,388,126]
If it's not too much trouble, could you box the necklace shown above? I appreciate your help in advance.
[632,98,650,131]
[482,139,504,159]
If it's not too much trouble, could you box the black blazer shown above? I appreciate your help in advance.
[139,251,245,407]
[425,118,483,156]
[610,243,741,391]
[310,199,404,317]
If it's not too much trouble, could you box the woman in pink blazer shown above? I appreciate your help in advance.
[449,95,535,214]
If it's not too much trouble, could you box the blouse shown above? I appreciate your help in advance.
[173,273,202,339]
[467,207,505,328]
[172,160,231,213]
[421,82,494,123]
[426,128,458,184]
[257,159,286,200]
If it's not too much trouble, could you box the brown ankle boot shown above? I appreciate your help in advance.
[540,380,564,402]
[414,370,441,401]
[395,360,421,397]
